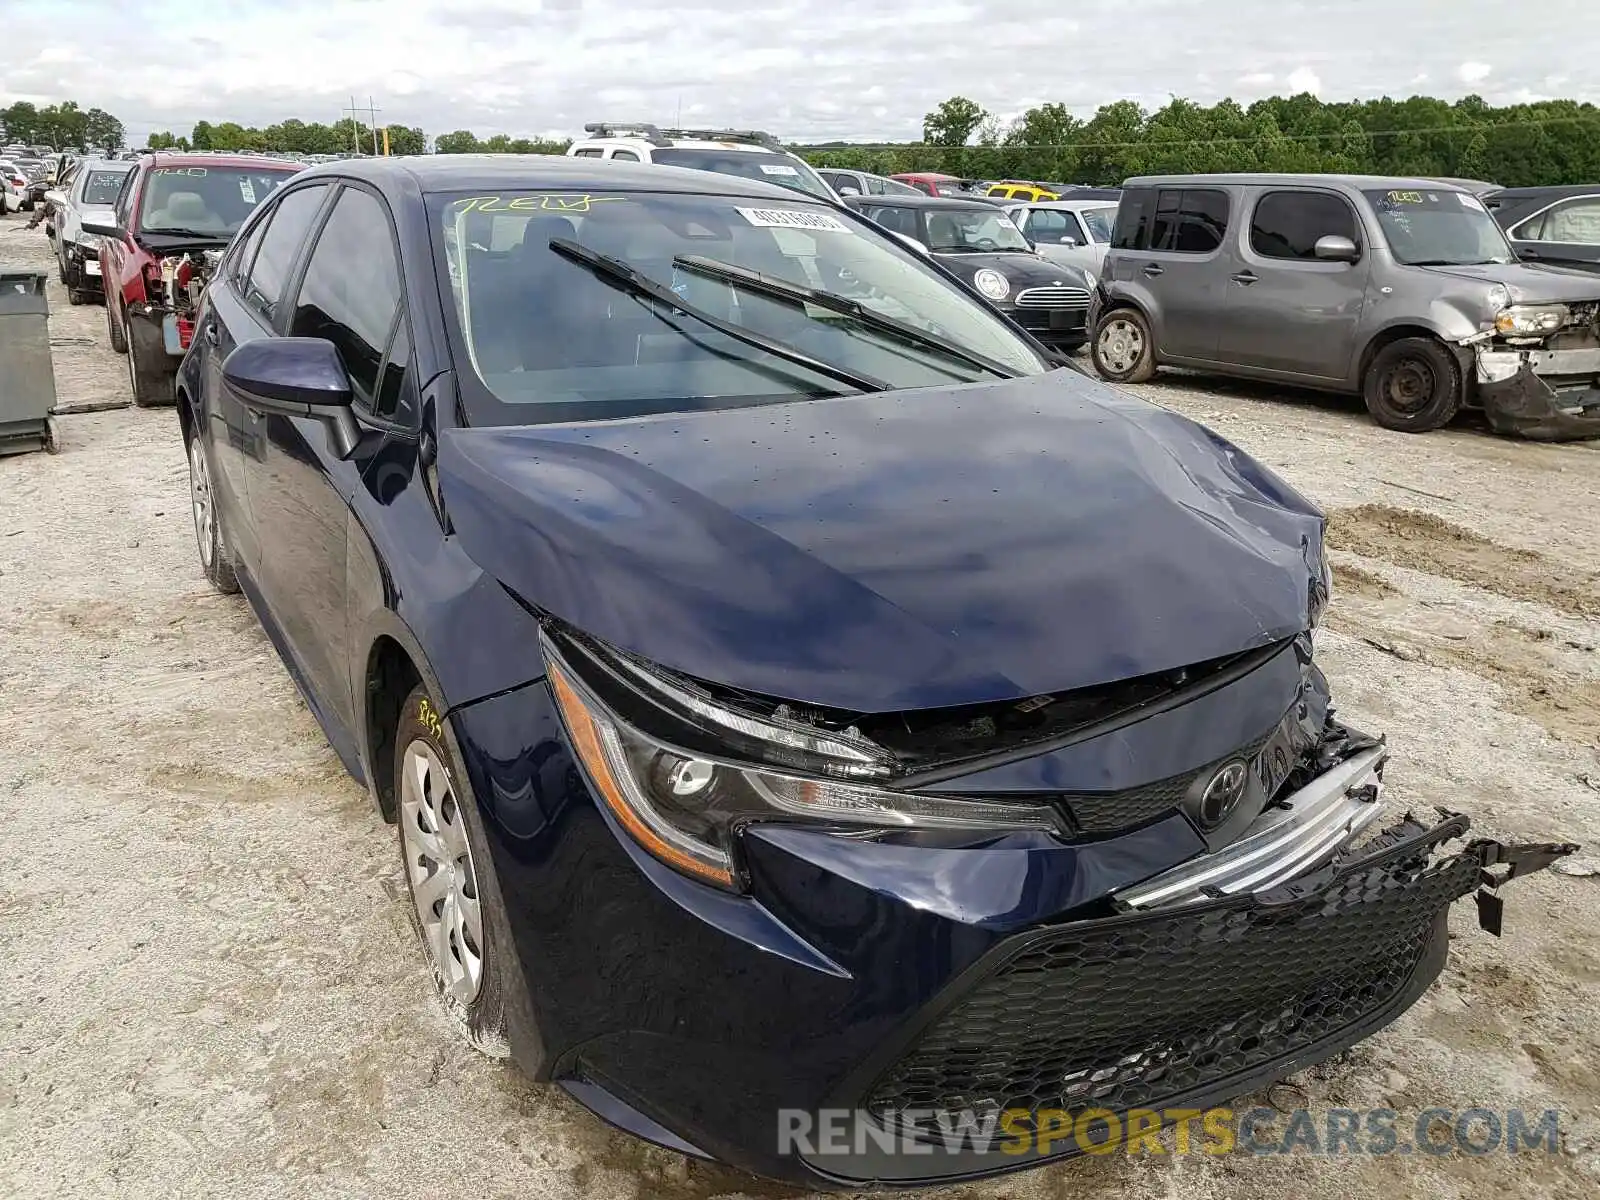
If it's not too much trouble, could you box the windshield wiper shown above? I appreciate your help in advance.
[142,227,230,240]
[673,254,1019,380]
[548,238,888,394]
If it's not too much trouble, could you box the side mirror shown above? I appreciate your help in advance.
[80,217,121,239]
[888,230,931,255]
[838,185,861,196]
[1059,235,1079,247]
[1314,234,1360,263]
[222,337,362,458]
[44,188,66,207]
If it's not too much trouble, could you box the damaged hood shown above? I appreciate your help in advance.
[439,370,1327,713]
[1419,260,1600,304]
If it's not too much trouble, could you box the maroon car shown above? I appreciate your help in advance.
[85,152,303,405]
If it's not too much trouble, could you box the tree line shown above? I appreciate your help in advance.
[802,94,1600,188]
[8,92,1598,188]
[0,101,124,154]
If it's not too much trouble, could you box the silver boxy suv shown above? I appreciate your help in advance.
[1092,174,1600,440]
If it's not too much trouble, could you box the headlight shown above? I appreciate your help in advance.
[1486,284,1510,311]
[544,633,1063,891]
[1083,270,1098,290]
[973,268,1010,301]
[1494,304,1568,335]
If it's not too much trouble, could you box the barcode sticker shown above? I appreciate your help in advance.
[734,206,851,233]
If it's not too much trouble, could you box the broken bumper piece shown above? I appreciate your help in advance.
[824,814,1576,1183]
[1475,346,1600,441]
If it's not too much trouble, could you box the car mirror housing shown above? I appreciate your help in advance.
[222,337,362,458]
[79,217,121,239]
[44,188,66,207]
[1314,234,1360,263]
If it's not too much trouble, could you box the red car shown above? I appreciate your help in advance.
[85,152,303,405]
[890,172,973,198]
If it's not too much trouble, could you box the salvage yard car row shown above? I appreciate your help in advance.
[5,141,1582,1189]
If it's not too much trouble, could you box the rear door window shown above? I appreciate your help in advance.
[1250,191,1359,260]
[1112,188,1154,249]
[1513,196,1600,245]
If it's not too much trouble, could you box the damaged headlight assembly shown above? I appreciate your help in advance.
[1494,304,1570,336]
[542,632,1064,891]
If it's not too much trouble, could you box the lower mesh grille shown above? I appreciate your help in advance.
[865,822,1480,1122]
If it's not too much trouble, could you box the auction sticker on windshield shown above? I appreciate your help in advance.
[735,207,851,233]
[759,164,801,177]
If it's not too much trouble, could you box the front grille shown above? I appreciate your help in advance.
[1014,285,1092,310]
[865,820,1479,1123]
[1059,730,1275,834]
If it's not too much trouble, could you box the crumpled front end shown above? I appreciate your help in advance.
[1469,299,1600,440]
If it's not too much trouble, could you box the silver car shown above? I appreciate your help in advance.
[44,158,134,305]
[1093,173,1600,440]
[998,198,1120,276]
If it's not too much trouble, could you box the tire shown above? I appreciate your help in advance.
[186,427,239,594]
[106,293,128,354]
[1092,308,1158,383]
[67,288,85,306]
[393,684,528,1058]
[1362,337,1462,433]
[127,315,175,407]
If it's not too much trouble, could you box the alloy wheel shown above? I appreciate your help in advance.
[189,438,215,568]
[1097,318,1144,374]
[399,740,485,1003]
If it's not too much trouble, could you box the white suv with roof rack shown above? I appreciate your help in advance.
[566,123,839,202]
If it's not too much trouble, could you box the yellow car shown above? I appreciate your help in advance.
[986,180,1061,201]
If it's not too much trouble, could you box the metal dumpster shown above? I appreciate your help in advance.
[0,270,60,455]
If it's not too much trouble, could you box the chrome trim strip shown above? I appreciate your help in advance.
[1115,746,1389,909]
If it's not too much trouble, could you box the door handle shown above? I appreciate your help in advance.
[1231,270,1259,285]
[1142,263,1164,277]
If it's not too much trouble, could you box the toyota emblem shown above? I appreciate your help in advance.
[1198,761,1249,828]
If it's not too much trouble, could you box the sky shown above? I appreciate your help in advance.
[2,0,1594,147]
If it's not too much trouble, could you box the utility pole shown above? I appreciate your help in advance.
[368,96,382,157]
[346,97,361,154]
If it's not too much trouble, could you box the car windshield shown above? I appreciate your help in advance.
[648,149,835,201]
[923,208,1031,252]
[1362,187,1515,266]
[138,165,298,237]
[83,171,128,206]
[1080,206,1118,242]
[434,190,1047,425]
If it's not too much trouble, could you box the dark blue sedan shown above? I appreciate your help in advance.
[175,156,1569,1187]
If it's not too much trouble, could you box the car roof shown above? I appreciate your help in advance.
[294,154,822,204]
[140,151,302,171]
[80,158,133,172]
[852,194,999,212]
[1007,197,1120,211]
[1122,172,1467,191]
[1484,183,1600,201]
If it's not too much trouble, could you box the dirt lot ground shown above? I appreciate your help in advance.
[2,207,1598,1200]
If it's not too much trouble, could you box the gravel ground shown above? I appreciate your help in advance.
[2,207,1597,1200]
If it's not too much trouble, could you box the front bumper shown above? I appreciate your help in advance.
[1009,305,1089,346]
[451,666,1572,1189]
[1474,344,1600,441]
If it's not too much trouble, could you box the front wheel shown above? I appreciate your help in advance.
[1363,337,1462,432]
[127,316,175,406]
[106,294,128,354]
[394,686,528,1057]
[187,427,239,594]
[1091,308,1158,383]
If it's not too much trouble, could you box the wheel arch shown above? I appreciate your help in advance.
[1357,323,1470,385]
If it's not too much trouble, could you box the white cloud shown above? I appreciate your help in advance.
[1286,67,1322,95]
[0,1,1594,146]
